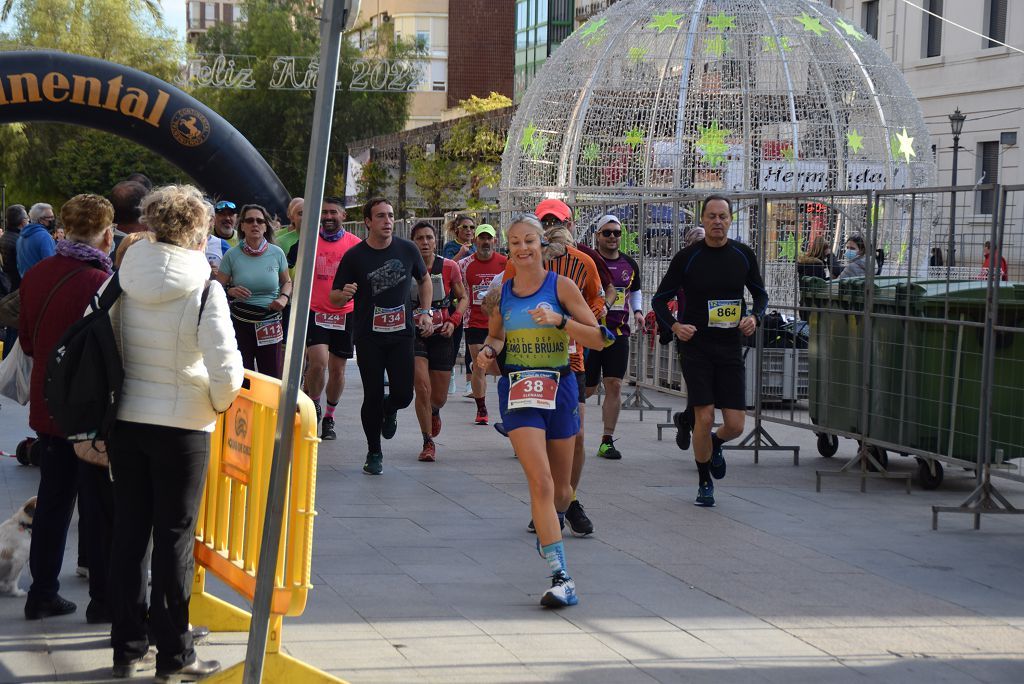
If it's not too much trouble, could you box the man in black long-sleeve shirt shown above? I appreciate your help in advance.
[651,196,769,507]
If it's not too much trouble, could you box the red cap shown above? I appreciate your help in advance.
[534,198,572,222]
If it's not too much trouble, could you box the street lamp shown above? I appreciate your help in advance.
[947,107,966,267]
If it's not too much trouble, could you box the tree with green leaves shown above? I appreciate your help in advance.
[407,147,465,217]
[0,0,184,204]
[443,92,511,210]
[195,0,412,198]
[357,160,391,205]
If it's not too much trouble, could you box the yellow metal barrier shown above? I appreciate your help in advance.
[191,370,344,683]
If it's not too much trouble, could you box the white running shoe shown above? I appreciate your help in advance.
[540,571,578,608]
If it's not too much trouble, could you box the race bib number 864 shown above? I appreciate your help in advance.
[708,299,741,329]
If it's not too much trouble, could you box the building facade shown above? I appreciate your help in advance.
[514,0,574,102]
[186,0,245,43]
[447,1,514,110]
[828,0,1021,221]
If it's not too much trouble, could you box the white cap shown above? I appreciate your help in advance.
[596,214,621,231]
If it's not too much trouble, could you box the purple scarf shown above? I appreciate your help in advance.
[57,239,113,274]
[319,227,345,242]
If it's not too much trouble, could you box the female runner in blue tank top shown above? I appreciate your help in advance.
[476,214,607,607]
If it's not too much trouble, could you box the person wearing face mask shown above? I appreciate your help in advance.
[16,203,57,277]
[838,233,867,279]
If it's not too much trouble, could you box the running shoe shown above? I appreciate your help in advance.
[710,442,727,479]
[363,452,383,475]
[527,517,564,533]
[475,408,488,425]
[418,441,436,462]
[430,413,442,438]
[448,374,457,395]
[493,422,508,438]
[320,416,337,441]
[673,410,691,451]
[381,397,398,440]
[596,440,621,460]
[541,571,578,608]
[463,381,473,398]
[564,500,594,537]
[695,482,715,507]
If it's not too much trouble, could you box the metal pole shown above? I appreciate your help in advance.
[947,134,960,267]
[241,1,349,682]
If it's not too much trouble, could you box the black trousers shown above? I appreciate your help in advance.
[232,316,283,379]
[107,421,209,671]
[77,459,114,611]
[356,338,415,453]
[27,434,78,603]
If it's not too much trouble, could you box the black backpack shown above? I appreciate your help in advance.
[45,274,211,440]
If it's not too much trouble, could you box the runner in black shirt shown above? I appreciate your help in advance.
[651,196,768,507]
[331,198,432,475]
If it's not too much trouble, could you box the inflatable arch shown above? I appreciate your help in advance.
[0,50,290,218]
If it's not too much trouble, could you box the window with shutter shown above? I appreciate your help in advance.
[923,0,943,58]
[976,141,1000,214]
[986,0,1007,47]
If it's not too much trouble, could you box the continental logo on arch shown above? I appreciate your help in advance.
[0,70,174,129]
[170,107,210,147]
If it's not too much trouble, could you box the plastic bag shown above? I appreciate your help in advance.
[0,339,32,405]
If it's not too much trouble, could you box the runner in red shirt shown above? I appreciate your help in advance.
[410,221,469,462]
[304,197,362,440]
[458,225,507,425]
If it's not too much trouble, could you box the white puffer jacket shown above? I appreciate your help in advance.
[110,239,244,432]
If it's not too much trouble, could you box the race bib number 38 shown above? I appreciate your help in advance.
[708,299,741,329]
[372,305,406,333]
[507,369,560,410]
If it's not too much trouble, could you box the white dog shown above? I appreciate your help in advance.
[0,497,36,596]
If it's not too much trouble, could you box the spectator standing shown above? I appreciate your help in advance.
[838,233,867,280]
[19,194,116,623]
[1,204,28,358]
[982,241,1009,282]
[17,203,57,277]
[106,185,243,681]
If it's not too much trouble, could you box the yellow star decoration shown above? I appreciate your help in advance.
[846,129,865,154]
[795,12,826,36]
[762,35,793,52]
[696,121,732,166]
[627,46,650,64]
[579,17,607,38]
[648,10,684,33]
[835,18,864,41]
[707,12,736,31]
[895,127,916,163]
[625,127,646,149]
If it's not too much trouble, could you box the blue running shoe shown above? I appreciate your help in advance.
[540,571,578,608]
[695,482,715,507]
[710,442,727,480]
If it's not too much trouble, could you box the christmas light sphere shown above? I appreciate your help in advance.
[501,0,936,202]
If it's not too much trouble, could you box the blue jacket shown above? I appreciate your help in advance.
[17,223,56,277]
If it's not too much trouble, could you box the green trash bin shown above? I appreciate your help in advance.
[892,281,1024,464]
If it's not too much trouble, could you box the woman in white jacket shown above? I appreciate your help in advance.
[106,185,243,682]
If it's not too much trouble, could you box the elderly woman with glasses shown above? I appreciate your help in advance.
[214,204,292,378]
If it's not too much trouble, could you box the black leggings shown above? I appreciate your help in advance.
[356,338,415,453]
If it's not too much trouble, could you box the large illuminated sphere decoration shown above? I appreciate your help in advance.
[503,0,936,199]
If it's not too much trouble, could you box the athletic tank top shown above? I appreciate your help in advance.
[498,271,570,375]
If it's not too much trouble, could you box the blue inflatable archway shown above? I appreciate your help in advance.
[0,50,290,218]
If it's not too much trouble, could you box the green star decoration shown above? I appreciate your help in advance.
[795,12,826,36]
[778,233,797,261]
[627,46,650,64]
[648,10,684,33]
[895,127,916,163]
[520,122,547,156]
[835,18,864,40]
[621,229,639,256]
[579,16,607,38]
[781,145,796,162]
[696,121,732,167]
[762,35,793,52]
[707,11,736,31]
[889,134,901,160]
[582,142,601,164]
[846,129,865,154]
[705,34,729,57]
[625,127,646,150]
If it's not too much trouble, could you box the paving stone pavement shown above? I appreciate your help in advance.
[1,369,1023,683]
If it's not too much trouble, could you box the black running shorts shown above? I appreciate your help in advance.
[414,332,455,372]
[305,311,354,359]
[464,327,489,346]
[584,335,630,387]
[677,338,745,410]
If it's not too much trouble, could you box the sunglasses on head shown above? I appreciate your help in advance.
[601,229,622,237]
[242,217,266,225]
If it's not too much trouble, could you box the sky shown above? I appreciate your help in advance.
[160,0,188,41]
